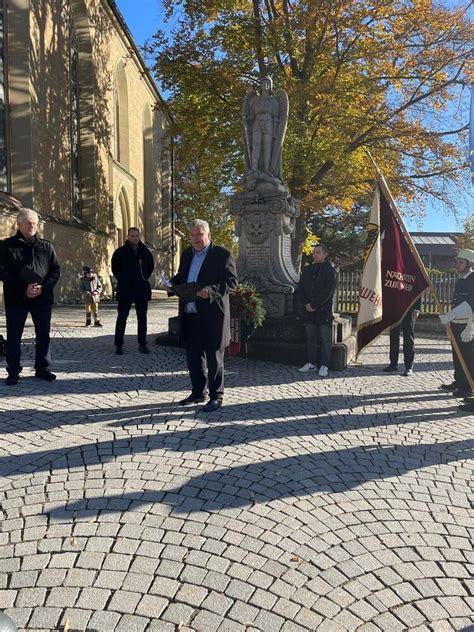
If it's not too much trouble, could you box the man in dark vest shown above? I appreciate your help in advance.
[0,209,60,385]
[111,227,154,355]
[171,219,238,412]
[439,248,473,399]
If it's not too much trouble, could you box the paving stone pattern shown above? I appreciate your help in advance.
[0,301,473,631]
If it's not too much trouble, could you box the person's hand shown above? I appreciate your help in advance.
[305,303,316,313]
[460,326,473,343]
[412,310,420,320]
[26,284,42,299]
[196,288,210,299]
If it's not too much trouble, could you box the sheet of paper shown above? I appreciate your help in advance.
[160,274,173,288]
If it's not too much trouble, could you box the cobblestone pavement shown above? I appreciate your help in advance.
[0,301,473,632]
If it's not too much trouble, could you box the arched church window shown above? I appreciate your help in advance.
[114,83,120,162]
[143,105,154,243]
[0,2,8,191]
[69,14,82,217]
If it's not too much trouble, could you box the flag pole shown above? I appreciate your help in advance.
[367,152,473,392]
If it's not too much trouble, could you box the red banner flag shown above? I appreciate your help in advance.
[357,180,430,356]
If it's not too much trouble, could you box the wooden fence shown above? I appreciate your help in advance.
[336,270,458,314]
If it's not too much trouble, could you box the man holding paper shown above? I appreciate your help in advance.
[170,219,238,412]
[0,209,60,385]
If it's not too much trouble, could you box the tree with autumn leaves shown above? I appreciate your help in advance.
[146,0,472,263]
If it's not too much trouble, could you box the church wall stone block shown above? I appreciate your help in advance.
[0,0,174,302]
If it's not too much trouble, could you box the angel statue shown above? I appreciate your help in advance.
[242,77,289,189]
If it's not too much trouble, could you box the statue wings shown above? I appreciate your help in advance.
[270,89,289,180]
[242,90,257,173]
[242,85,289,180]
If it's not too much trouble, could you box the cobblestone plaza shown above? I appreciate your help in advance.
[0,301,473,631]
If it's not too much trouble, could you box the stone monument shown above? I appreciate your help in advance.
[156,75,356,369]
[230,77,356,369]
[231,77,299,318]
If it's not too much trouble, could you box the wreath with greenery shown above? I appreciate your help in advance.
[230,284,266,343]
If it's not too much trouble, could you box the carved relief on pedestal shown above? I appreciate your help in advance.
[243,213,270,245]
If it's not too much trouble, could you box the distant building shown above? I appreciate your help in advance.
[410,232,463,271]
[0,0,176,301]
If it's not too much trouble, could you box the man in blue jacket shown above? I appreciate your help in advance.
[111,227,154,355]
[0,209,60,385]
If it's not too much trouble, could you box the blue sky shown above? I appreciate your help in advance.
[115,0,472,233]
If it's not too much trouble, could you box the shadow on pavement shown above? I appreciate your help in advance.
[44,438,474,518]
[0,389,457,436]
[0,397,466,480]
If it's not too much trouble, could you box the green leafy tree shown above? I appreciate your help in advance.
[456,216,474,251]
[306,203,371,271]
[146,0,472,258]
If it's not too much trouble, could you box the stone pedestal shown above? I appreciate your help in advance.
[231,187,299,319]
[245,314,356,370]
[155,313,356,371]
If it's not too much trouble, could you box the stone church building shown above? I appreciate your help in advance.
[0,0,175,301]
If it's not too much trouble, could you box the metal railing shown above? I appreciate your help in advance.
[336,270,458,314]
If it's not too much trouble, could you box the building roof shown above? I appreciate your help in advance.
[409,232,462,257]
[410,232,462,245]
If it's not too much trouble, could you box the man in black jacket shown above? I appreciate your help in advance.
[297,244,336,377]
[0,209,60,385]
[171,219,238,412]
[111,227,154,354]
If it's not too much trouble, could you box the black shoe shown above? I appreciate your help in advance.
[35,369,56,382]
[201,399,222,413]
[138,345,150,354]
[85,320,92,327]
[440,381,459,391]
[452,389,472,398]
[459,402,474,412]
[115,346,123,355]
[5,373,19,386]
[383,364,398,372]
[94,321,103,327]
[403,368,413,376]
[178,394,206,406]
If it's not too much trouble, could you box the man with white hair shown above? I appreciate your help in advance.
[439,248,473,399]
[0,209,60,385]
[170,219,238,412]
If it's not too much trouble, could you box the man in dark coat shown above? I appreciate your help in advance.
[383,298,422,376]
[111,227,154,354]
[171,219,238,412]
[0,209,60,385]
[297,244,336,377]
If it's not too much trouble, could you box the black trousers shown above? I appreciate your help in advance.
[5,303,52,374]
[304,322,332,367]
[389,312,416,370]
[114,300,148,347]
[451,323,473,392]
[183,314,224,401]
